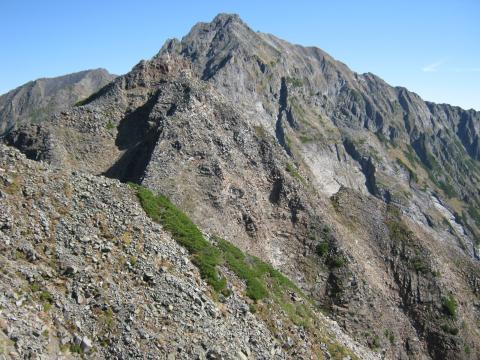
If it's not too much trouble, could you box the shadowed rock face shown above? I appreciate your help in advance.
[2,13,480,360]
[0,68,116,135]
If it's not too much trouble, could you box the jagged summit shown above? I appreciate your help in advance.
[185,12,250,38]
[210,12,244,26]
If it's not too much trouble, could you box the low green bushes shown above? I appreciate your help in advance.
[442,294,458,317]
[133,184,226,292]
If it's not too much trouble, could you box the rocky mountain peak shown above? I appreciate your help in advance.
[1,13,480,360]
[184,12,252,41]
[211,12,244,27]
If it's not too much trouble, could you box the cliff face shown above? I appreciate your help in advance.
[0,69,115,135]
[2,13,480,360]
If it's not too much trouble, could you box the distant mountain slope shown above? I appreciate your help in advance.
[0,69,115,135]
[3,13,480,360]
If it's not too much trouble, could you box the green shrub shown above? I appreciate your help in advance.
[327,255,345,269]
[384,329,395,344]
[316,242,329,257]
[442,294,458,317]
[410,257,429,274]
[285,163,305,183]
[441,323,459,335]
[29,282,40,292]
[70,343,83,354]
[39,291,53,303]
[106,121,115,130]
[370,335,381,350]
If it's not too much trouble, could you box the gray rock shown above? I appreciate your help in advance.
[81,336,93,352]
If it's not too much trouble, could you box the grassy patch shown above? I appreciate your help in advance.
[69,343,83,354]
[217,238,267,300]
[132,184,226,292]
[106,121,115,130]
[133,185,296,301]
[286,163,306,183]
[286,77,303,87]
[216,236,297,301]
[129,255,137,266]
[133,186,298,301]
[99,307,115,330]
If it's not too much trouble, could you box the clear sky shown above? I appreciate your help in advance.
[1,0,479,110]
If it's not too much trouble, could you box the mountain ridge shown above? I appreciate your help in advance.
[0,68,116,135]
[1,13,479,359]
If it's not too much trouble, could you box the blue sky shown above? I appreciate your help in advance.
[1,0,479,110]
